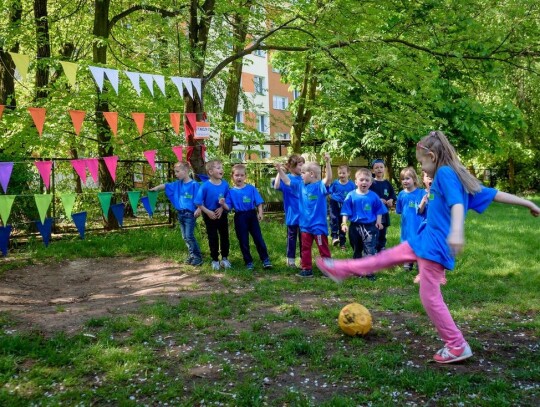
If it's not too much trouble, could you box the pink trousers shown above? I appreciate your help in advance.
[334,242,466,348]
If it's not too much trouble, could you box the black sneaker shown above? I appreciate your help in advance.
[262,259,273,269]
[297,269,314,278]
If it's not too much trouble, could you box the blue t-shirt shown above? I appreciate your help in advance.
[194,180,230,211]
[226,184,264,212]
[275,174,302,226]
[290,180,329,235]
[328,179,356,203]
[369,179,396,226]
[396,188,426,242]
[409,166,497,270]
[164,179,199,212]
[341,190,387,224]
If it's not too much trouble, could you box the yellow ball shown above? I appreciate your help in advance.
[338,303,372,336]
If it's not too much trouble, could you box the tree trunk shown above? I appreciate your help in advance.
[33,0,50,101]
[290,58,316,153]
[0,0,22,107]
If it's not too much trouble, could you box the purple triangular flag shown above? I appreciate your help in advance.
[36,217,53,247]
[110,203,125,227]
[0,162,14,193]
[140,196,153,217]
[0,225,11,256]
[71,211,87,239]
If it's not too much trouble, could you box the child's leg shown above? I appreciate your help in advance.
[217,214,230,258]
[182,211,202,260]
[329,200,340,240]
[300,232,315,270]
[376,225,388,252]
[314,234,331,258]
[337,202,347,246]
[348,223,364,259]
[286,225,299,259]
[234,213,252,264]
[248,213,270,261]
[203,215,220,261]
[417,258,466,349]
[361,223,378,257]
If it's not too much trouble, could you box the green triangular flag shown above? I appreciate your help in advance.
[147,190,158,213]
[34,194,53,224]
[0,195,16,225]
[60,193,76,219]
[97,192,113,218]
[127,191,141,213]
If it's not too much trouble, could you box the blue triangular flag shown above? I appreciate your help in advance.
[0,225,11,256]
[36,217,53,247]
[72,211,87,239]
[140,196,153,217]
[111,203,125,227]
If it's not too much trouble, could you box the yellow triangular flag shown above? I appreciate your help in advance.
[60,61,78,87]
[8,52,30,81]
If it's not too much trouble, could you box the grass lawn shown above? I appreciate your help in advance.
[0,199,539,406]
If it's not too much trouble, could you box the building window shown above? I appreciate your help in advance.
[231,151,246,161]
[235,111,244,130]
[253,49,266,57]
[272,96,289,110]
[259,150,269,159]
[254,76,265,95]
[257,115,269,133]
[275,132,290,140]
[292,89,301,100]
[271,66,280,73]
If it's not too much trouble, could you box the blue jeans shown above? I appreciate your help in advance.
[329,199,346,245]
[234,210,269,265]
[177,210,202,261]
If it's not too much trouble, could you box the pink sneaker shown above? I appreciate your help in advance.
[433,344,472,364]
[315,257,350,283]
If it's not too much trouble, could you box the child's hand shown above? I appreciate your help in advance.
[529,202,540,217]
[376,222,384,230]
[274,163,283,171]
[219,197,226,206]
[447,230,464,256]
[214,207,223,218]
[386,199,394,207]
[258,213,264,221]
[194,208,201,218]
[323,153,330,162]
[341,224,348,233]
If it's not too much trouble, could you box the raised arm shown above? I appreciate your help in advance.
[494,191,540,217]
[322,153,332,186]
[149,184,165,192]
[275,164,291,186]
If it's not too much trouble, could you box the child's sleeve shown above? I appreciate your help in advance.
[469,187,498,214]
[194,183,204,206]
[395,192,403,214]
[374,195,388,215]
[341,194,352,216]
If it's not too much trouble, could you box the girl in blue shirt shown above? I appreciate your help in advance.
[317,131,540,364]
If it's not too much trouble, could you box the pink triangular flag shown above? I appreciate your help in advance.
[28,107,46,137]
[143,150,157,172]
[172,146,183,162]
[170,112,180,135]
[34,161,53,190]
[103,111,118,136]
[86,158,99,183]
[103,156,118,182]
[69,110,85,136]
[0,162,14,193]
[131,112,145,136]
[0,105,4,121]
[70,159,87,183]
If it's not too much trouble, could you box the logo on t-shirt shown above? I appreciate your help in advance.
[384,189,388,196]
[308,194,317,201]
[429,193,434,201]
[408,201,416,208]
[184,193,193,199]
[243,196,251,203]
[363,204,372,211]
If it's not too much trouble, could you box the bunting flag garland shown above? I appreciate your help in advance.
[170,112,181,135]
[125,71,142,96]
[0,195,16,225]
[89,66,106,91]
[103,156,119,182]
[35,194,53,224]
[140,196,153,217]
[143,150,157,172]
[172,146,183,162]
[153,75,166,96]
[192,78,202,99]
[59,61,78,87]
[131,113,145,136]
[97,192,113,218]
[69,110,85,135]
[147,190,158,214]
[140,73,155,96]
[103,68,119,94]
[0,162,14,193]
[8,52,30,81]
[182,78,194,99]
[0,105,4,121]
[36,217,53,247]
[34,161,53,190]
[70,159,87,183]
[60,193,76,218]
[110,203,125,227]
[184,113,197,140]
[0,225,11,256]
[86,158,99,183]
[127,191,141,213]
[170,76,184,97]
[103,111,118,136]
[28,107,46,136]
[71,211,87,239]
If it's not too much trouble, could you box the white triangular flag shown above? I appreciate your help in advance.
[89,66,106,92]
[192,78,202,99]
[103,68,119,94]
[125,71,142,96]
[140,73,154,96]
[153,75,166,96]
[182,78,194,99]
[170,76,184,97]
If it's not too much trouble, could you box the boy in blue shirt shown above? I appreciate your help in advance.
[223,164,272,271]
[328,165,355,249]
[194,160,231,271]
[150,162,203,266]
[275,153,332,278]
[341,168,387,274]
[369,159,396,252]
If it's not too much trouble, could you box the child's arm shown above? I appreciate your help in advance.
[447,204,465,255]
[273,172,282,190]
[149,184,165,192]
[375,214,383,230]
[341,215,349,233]
[198,204,217,219]
[275,164,291,186]
[257,203,264,221]
[418,193,429,214]
[494,192,540,217]
[322,153,332,186]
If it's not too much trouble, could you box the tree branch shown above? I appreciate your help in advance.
[110,5,185,29]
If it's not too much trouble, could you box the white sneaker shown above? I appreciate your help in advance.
[220,258,232,269]
[433,343,473,364]
[287,258,297,268]
[211,261,220,271]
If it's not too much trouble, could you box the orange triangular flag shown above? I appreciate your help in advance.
[0,105,4,121]
[131,112,145,136]
[28,107,46,137]
[103,111,118,136]
[69,110,85,136]
[170,112,180,135]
